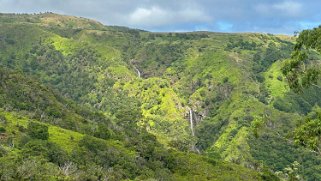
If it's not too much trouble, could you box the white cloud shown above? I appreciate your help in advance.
[255,1,302,17]
[129,6,168,26]
[273,1,302,16]
[128,5,210,27]
[178,8,210,22]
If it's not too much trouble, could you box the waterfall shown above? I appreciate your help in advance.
[130,59,141,78]
[134,66,141,78]
[194,146,200,154]
[189,108,200,154]
[189,108,195,136]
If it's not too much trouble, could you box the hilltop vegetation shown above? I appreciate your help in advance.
[0,13,321,180]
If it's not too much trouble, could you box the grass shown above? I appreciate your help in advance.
[49,35,79,56]
[115,77,191,146]
[48,126,83,153]
[264,60,290,98]
[0,110,81,153]
[0,110,135,155]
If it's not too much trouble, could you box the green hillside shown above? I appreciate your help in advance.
[0,13,321,180]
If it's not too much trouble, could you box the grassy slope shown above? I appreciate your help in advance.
[264,60,290,98]
[0,109,262,180]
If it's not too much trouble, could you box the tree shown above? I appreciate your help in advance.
[294,107,321,154]
[27,122,49,140]
[276,161,302,181]
[283,26,321,92]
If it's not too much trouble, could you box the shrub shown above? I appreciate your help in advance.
[27,122,49,140]
[22,140,68,165]
[0,127,6,133]
[277,76,283,81]
[0,146,7,157]
[0,115,7,123]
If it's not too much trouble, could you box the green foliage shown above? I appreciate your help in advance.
[196,118,228,150]
[27,122,49,140]
[22,139,68,165]
[0,127,5,134]
[253,42,293,74]
[225,39,258,50]
[250,124,321,181]
[276,161,302,181]
[134,41,186,77]
[0,156,62,180]
[282,26,321,91]
[294,107,321,153]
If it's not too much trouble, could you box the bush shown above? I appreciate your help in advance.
[22,140,68,165]
[0,146,7,157]
[0,115,7,123]
[93,124,111,139]
[277,76,283,81]
[45,107,63,118]
[0,127,6,133]
[27,122,49,140]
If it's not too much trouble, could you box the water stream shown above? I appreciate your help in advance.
[130,59,141,78]
[189,108,195,136]
[189,108,201,153]
[134,66,141,78]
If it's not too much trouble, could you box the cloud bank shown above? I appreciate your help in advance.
[0,0,320,34]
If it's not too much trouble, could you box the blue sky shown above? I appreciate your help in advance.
[0,0,320,34]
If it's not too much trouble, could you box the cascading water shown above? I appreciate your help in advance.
[134,66,141,78]
[189,108,195,136]
[130,59,141,78]
[189,108,200,153]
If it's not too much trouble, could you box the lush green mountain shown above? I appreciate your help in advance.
[0,13,320,180]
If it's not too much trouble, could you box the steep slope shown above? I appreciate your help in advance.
[0,59,265,180]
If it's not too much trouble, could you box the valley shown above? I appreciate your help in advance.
[0,13,320,180]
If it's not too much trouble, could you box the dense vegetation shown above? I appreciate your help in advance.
[0,13,321,180]
[282,26,321,160]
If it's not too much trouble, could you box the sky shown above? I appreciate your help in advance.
[0,0,320,34]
